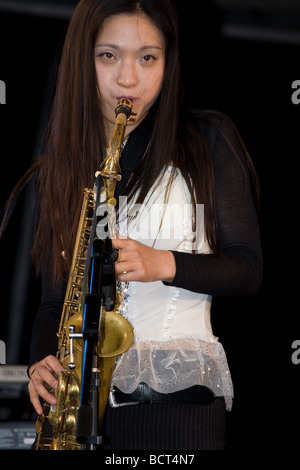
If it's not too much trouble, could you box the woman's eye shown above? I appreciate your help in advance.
[98,52,115,61]
[142,55,156,63]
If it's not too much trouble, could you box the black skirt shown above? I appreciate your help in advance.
[103,397,226,450]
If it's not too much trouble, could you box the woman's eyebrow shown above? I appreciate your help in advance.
[95,43,162,51]
[140,45,163,51]
[95,43,120,49]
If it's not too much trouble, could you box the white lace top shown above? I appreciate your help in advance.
[111,166,234,410]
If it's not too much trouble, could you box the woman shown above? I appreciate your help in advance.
[1,0,262,450]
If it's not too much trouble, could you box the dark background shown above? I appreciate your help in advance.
[0,0,299,452]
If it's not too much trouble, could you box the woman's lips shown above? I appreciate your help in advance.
[116,96,137,104]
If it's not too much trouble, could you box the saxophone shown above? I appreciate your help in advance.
[35,98,135,450]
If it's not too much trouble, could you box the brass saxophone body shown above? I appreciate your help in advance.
[35,98,135,450]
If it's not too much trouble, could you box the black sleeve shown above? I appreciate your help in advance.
[29,265,67,368]
[164,111,263,297]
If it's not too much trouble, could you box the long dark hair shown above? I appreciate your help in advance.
[0,0,259,283]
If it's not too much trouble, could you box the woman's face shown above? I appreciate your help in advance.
[95,13,165,141]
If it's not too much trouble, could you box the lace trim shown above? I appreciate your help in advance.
[112,336,234,411]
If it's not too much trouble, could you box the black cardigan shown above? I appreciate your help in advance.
[29,109,263,367]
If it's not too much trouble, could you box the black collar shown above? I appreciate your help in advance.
[115,105,155,199]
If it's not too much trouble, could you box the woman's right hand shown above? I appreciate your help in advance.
[28,355,64,415]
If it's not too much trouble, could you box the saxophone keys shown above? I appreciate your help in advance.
[68,325,82,370]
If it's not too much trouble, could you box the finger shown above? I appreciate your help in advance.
[114,260,130,274]
[28,374,57,415]
[112,237,130,250]
[37,365,60,391]
[115,270,139,282]
[31,364,59,397]
[28,381,43,415]
[32,357,63,392]
[43,355,64,376]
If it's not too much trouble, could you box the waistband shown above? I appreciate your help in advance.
[108,382,215,408]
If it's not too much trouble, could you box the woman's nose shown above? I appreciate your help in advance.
[117,58,138,88]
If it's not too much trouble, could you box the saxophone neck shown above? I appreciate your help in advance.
[106,111,128,160]
[98,98,134,206]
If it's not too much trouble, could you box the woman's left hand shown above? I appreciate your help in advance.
[112,237,176,283]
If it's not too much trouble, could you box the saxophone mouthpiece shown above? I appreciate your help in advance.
[115,98,137,122]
